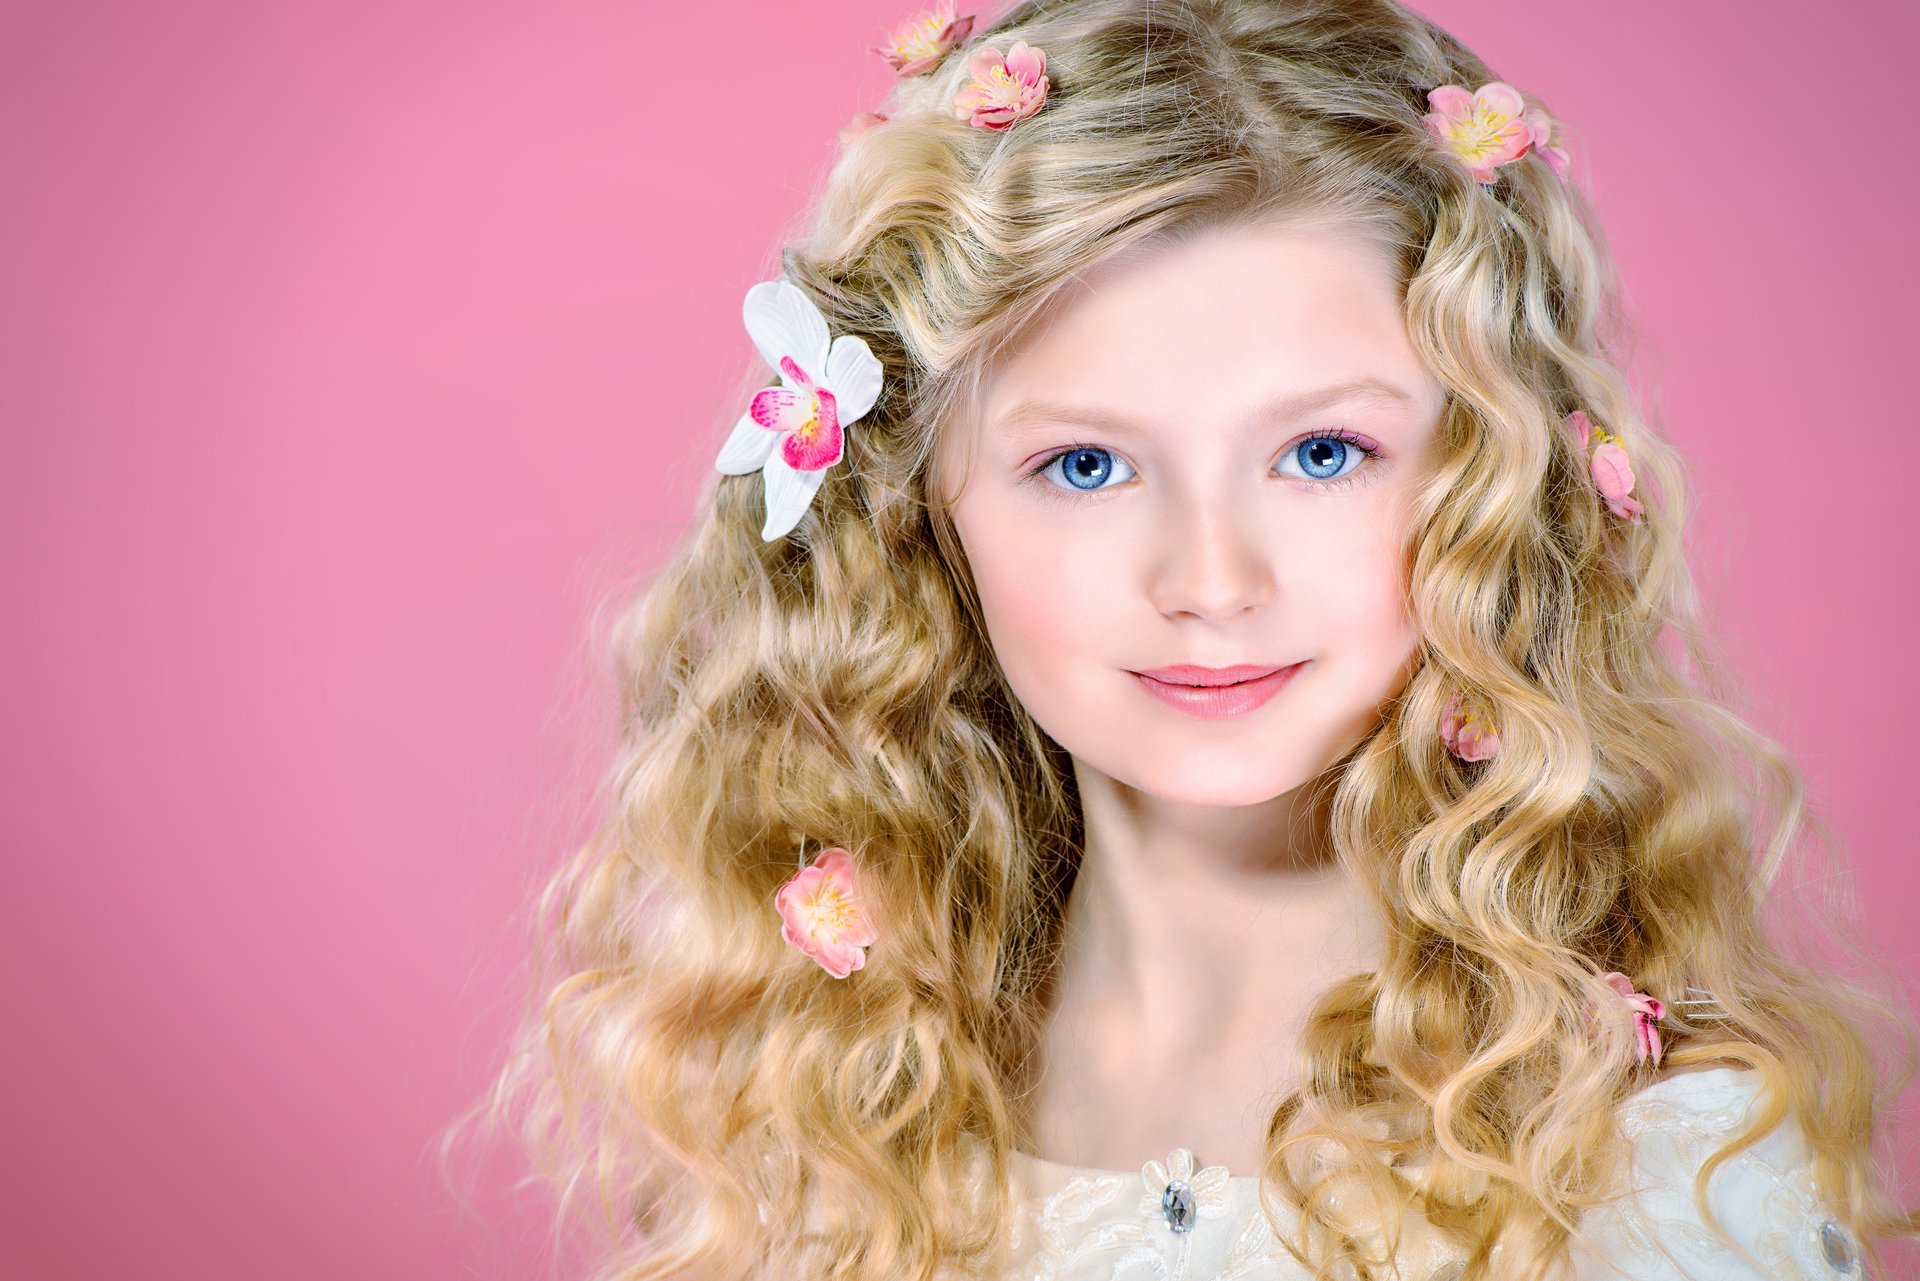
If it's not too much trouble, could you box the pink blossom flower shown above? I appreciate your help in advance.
[839,111,889,145]
[1422,81,1535,184]
[1439,689,1501,762]
[873,1,975,77]
[1599,971,1667,1067]
[714,278,884,542]
[1522,104,1571,180]
[774,847,879,979]
[952,40,1049,131]
[1565,410,1645,523]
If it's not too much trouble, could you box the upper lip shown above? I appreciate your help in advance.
[1133,662,1299,687]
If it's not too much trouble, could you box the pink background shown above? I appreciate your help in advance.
[3,1,1915,1276]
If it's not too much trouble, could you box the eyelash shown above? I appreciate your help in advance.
[1021,429,1384,504]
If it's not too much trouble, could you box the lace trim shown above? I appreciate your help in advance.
[999,1066,1858,1280]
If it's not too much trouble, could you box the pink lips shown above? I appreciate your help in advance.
[1129,662,1306,718]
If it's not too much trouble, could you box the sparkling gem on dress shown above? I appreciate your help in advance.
[1819,1218,1860,1272]
[1161,1178,1196,1234]
[1138,1147,1230,1236]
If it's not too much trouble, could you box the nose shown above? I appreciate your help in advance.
[1145,497,1277,621]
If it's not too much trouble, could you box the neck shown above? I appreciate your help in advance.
[1049,763,1384,1061]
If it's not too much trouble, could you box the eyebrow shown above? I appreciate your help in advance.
[990,377,1418,437]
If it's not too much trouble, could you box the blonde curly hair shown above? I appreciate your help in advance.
[442,1,1920,1276]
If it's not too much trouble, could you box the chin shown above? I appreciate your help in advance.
[1108,752,1312,807]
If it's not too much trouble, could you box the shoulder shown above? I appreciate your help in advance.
[1566,1063,1864,1279]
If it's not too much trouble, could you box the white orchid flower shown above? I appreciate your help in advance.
[713,278,884,541]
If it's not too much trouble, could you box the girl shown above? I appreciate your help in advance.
[466,1,1919,1276]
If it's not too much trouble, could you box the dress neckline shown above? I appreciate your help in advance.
[1010,1145,1260,1186]
[1010,1063,1750,1187]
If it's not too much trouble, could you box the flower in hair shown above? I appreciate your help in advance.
[775,846,879,979]
[1422,81,1538,184]
[840,111,889,145]
[714,278,884,542]
[1565,410,1645,523]
[952,40,1049,131]
[1439,689,1501,762]
[873,0,976,77]
[1522,103,1571,181]
[1598,971,1667,1066]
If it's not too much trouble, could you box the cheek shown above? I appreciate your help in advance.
[954,501,1118,713]
[1300,501,1417,648]
[970,533,1107,682]
[1350,549,1415,645]
[1330,511,1421,678]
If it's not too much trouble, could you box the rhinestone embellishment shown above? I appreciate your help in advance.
[1137,1147,1232,1237]
[1161,1178,1196,1233]
[1819,1219,1860,1272]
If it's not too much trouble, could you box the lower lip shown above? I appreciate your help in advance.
[1129,663,1307,718]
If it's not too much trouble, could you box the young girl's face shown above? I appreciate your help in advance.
[938,218,1449,806]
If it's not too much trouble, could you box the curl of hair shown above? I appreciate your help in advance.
[444,1,1920,1277]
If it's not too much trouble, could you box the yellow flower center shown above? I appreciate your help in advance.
[803,886,859,942]
[792,395,821,442]
[980,64,1025,99]
[896,15,947,59]
[1451,103,1516,162]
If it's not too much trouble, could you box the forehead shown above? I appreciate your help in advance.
[972,219,1439,435]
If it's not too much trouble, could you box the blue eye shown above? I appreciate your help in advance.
[1034,446,1138,494]
[1276,434,1371,483]
[1025,430,1382,501]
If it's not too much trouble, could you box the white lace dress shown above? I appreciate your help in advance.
[1001,1065,1868,1280]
